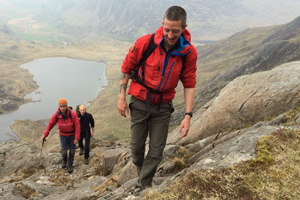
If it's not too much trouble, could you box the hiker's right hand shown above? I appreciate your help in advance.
[42,136,46,141]
[118,98,129,117]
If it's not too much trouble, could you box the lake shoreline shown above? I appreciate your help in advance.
[0,40,132,147]
[0,57,107,142]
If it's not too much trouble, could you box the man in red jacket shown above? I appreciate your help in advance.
[42,98,80,173]
[118,6,197,190]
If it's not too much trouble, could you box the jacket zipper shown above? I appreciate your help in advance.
[152,52,169,104]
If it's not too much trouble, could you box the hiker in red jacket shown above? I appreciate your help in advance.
[118,6,197,191]
[42,98,80,173]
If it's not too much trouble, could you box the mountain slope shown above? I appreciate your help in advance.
[0,25,18,40]
[193,15,300,109]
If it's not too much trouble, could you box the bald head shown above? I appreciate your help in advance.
[79,105,86,116]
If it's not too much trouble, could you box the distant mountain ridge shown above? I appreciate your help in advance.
[2,0,300,43]
[53,0,300,42]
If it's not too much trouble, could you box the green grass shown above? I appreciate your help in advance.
[281,104,300,126]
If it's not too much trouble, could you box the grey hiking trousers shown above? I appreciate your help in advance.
[129,96,174,186]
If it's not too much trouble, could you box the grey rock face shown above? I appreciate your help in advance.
[188,125,278,169]
[168,61,300,146]
[99,148,130,173]
[0,140,57,178]
[117,161,138,186]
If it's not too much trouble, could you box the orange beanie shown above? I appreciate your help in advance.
[58,98,68,106]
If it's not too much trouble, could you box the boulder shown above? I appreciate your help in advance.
[99,148,130,172]
[0,140,60,178]
[188,125,278,170]
[117,160,138,186]
[168,61,300,146]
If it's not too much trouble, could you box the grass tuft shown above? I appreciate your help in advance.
[144,127,300,200]
[15,183,37,199]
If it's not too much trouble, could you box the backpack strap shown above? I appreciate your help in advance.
[130,33,156,82]
[179,54,187,78]
[56,111,59,122]
[139,33,156,81]
[69,109,72,120]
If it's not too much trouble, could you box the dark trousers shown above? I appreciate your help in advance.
[129,96,174,186]
[79,130,91,159]
[60,134,76,166]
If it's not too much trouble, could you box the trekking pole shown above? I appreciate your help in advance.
[38,138,46,171]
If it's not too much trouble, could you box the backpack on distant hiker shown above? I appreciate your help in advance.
[130,33,186,110]
[76,105,80,113]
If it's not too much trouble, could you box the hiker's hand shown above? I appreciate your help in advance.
[178,116,191,138]
[74,140,79,144]
[42,136,46,141]
[118,98,129,117]
[91,133,94,138]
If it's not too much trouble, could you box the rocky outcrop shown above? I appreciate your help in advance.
[168,61,300,146]
[0,117,293,199]
[0,139,124,199]
[0,118,297,199]
[187,124,278,169]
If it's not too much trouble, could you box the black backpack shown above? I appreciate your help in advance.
[130,33,186,111]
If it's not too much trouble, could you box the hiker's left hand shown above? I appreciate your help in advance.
[178,116,191,138]
[74,140,79,144]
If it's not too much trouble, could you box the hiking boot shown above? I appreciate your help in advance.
[131,179,151,196]
[84,159,89,165]
[136,165,142,176]
[138,179,151,190]
[62,160,67,168]
[68,165,73,173]
[79,148,83,156]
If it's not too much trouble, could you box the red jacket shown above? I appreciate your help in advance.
[121,26,197,104]
[43,108,80,141]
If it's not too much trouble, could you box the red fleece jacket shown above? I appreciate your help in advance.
[43,108,80,141]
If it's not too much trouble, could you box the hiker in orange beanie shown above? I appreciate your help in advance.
[42,98,80,173]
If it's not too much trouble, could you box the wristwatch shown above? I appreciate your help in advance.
[185,112,193,118]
